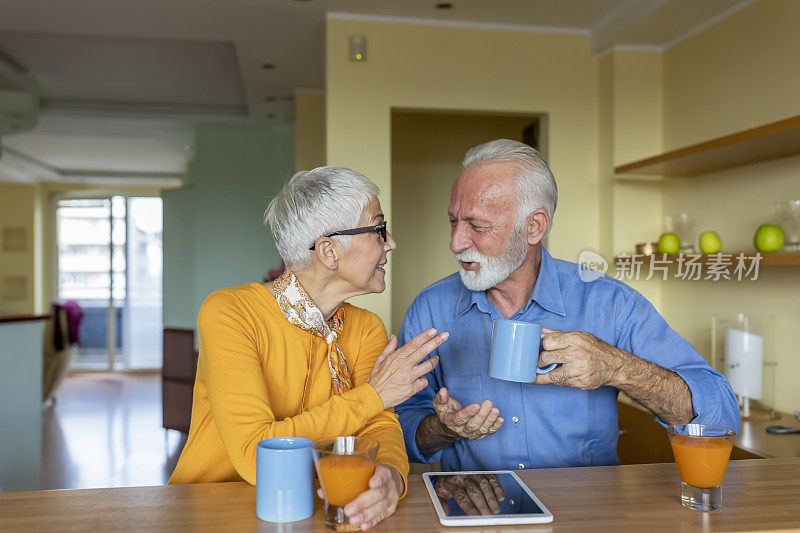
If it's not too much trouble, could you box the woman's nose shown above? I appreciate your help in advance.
[385,231,397,251]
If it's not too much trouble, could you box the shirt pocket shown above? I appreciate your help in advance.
[444,374,483,407]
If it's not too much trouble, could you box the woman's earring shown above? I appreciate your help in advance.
[330,262,337,269]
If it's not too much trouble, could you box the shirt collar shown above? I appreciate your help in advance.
[454,246,567,318]
[531,246,567,317]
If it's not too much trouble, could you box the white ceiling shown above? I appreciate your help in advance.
[6,116,193,172]
[0,0,754,186]
[0,32,246,105]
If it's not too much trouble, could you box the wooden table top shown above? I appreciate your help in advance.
[1,459,799,532]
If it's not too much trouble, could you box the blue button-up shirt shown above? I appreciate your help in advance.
[396,247,740,471]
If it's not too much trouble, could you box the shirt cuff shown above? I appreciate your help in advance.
[402,409,445,464]
[669,367,740,433]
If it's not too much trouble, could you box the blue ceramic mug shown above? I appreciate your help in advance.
[488,318,558,382]
[256,437,314,523]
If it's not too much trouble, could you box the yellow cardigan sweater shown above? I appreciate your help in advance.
[169,283,409,493]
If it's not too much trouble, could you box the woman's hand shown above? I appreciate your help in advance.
[316,463,403,531]
[367,329,448,409]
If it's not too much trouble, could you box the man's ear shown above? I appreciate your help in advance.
[526,209,550,246]
[314,238,341,269]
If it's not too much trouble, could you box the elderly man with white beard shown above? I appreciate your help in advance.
[395,139,739,477]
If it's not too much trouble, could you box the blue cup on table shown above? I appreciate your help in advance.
[256,437,314,523]
[488,319,558,382]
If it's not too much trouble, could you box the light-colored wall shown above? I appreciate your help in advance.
[663,0,800,150]
[0,183,40,315]
[327,19,599,328]
[658,0,800,413]
[162,125,294,332]
[391,111,540,332]
[598,54,614,260]
[600,51,665,308]
[295,91,326,171]
[162,185,196,329]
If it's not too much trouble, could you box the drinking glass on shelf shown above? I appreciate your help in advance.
[776,200,800,251]
[667,424,735,511]
[673,213,696,253]
[312,436,379,531]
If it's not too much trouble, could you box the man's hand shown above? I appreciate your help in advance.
[535,328,695,425]
[534,328,627,389]
[317,464,402,531]
[433,387,504,439]
[415,388,504,455]
[434,474,505,516]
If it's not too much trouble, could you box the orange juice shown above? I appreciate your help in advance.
[317,455,375,506]
[670,434,733,488]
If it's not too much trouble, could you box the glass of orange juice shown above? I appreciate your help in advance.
[312,436,379,531]
[667,424,735,511]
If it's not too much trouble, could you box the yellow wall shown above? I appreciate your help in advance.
[658,0,800,413]
[663,0,800,150]
[294,91,326,171]
[327,19,599,328]
[391,111,540,332]
[0,183,41,314]
[600,50,665,308]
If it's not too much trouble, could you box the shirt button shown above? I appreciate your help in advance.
[518,463,525,469]
[512,416,519,423]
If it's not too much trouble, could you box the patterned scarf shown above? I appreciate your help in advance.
[273,270,352,395]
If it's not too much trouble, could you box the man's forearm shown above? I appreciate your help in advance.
[613,351,694,426]
[416,415,460,455]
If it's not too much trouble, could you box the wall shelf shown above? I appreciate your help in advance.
[614,115,800,176]
[614,252,800,267]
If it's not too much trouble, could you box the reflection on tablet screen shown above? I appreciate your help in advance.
[433,473,544,517]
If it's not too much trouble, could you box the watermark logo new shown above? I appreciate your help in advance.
[575,250,762,282]
[578,250,608,282]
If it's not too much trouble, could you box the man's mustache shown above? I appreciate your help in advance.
[454,251,484,263]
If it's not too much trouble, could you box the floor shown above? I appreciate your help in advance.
[40,372,186,490]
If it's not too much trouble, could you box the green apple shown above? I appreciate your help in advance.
[657,232,681,254]
[699,231,722,254]
[754,224,785,252]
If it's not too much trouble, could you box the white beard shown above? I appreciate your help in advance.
[454,226,528,291]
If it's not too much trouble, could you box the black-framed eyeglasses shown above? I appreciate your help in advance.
[309,222,388,250]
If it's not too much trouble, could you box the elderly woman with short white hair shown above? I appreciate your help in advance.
[170,167,448,530]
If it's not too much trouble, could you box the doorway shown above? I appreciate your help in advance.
[55,196,163,371]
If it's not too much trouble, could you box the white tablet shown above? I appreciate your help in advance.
[422,470,553,526]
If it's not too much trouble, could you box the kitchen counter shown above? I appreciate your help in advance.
[0,315,48,492]
[1,458,799,531]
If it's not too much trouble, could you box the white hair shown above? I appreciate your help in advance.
[455,223,528,291]
[462,139,558,237]
[265,166,380,270]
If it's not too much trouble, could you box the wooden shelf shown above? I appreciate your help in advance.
[614,115,800,176]
[614,252,800,267]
